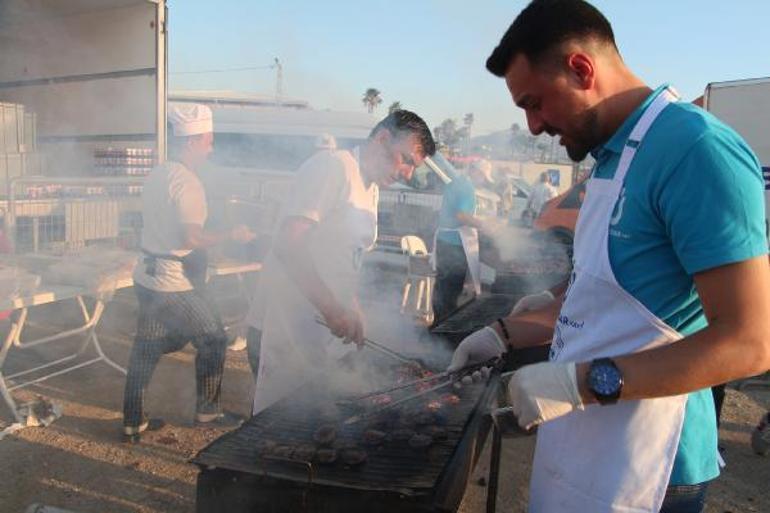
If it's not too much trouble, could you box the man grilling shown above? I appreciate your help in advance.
[123,103,256,443]
[449,1,770,511]
[432,158,495,323]
[246,110,436,414]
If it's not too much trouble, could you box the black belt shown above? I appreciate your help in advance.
[142,248,208,289]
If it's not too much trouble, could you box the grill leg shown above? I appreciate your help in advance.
[486,423,503,513]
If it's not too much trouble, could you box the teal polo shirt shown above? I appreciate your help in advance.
[591,84,768,485]
[437,175,476,246]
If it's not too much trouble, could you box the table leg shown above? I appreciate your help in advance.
[0,307,27,423]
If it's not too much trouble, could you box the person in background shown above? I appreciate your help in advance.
[123,103,256,443]
[449,1,770,512]
[524,171,558,226]
[499,176,516,218]
[246,110,435,413]
[432,159,494,323]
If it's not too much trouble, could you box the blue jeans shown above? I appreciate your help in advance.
[660,482,710,513]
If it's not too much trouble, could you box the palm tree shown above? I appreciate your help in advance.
[388,101,402,114]
[362,88,383,114]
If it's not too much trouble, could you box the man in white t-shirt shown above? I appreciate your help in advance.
[123,103,255,443]
[524,171,558,225]
[246,110,436,414]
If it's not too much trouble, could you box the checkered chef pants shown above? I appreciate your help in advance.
[122,284,228,428]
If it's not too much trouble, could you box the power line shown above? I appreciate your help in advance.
[170,65,275,75]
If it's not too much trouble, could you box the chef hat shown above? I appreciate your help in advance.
[470,159,493,183]
[168,103,213,136]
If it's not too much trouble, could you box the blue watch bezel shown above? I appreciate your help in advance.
[588,357,623,404]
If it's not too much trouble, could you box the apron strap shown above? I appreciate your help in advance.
[614,88,679,185]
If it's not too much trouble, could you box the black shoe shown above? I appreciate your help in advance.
[122,417,166,444]
[194,411,244,429]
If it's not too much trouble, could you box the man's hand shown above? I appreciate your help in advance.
[230,224,257,243]
[511,290,555,315]
[508,361,584,430]
[321,304,364,347]
[448,327,507,372]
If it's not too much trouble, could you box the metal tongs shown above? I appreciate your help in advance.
[341,357,502,425]
[315,317,429,370]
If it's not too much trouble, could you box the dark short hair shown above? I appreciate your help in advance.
[486,0,617,77]
[370,110,436,157]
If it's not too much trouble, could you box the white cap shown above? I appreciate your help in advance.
[168,103,213,136]
[470,159,493,183]
[315,133,337,150]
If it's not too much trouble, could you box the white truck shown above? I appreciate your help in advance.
[0,0,168,170]
[0,0,167,252]
[704,77,770,239]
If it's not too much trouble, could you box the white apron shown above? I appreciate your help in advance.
[252,149,378,415]
[529,88,688,513]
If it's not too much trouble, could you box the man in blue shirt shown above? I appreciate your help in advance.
[448,1,770,512]
[432,159,493,322]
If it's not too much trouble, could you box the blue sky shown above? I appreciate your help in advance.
[169,0,770,136]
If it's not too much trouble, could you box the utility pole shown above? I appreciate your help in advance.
[272,57,283,106]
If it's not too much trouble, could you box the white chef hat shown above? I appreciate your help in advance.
[168,103,213,136]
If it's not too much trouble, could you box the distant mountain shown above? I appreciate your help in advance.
[470,128,564,161]
[469,129,513,157]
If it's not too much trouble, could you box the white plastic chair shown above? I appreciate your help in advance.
[400,235,435,323]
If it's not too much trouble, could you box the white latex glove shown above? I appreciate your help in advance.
[511,290,555,315]
[508,361,584,430]
[448,326,507,372]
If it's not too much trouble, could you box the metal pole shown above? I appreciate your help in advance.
[486,422,503,513]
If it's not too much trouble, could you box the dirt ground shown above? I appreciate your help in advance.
[0,276,768,513]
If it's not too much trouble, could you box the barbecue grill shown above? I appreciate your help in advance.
[430,293,551,371]
[193,354,501,513]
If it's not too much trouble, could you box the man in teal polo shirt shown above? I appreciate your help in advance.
[432,159,493,322]
[448,1,770,512]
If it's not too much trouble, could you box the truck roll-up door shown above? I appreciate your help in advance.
[0,0,167,175]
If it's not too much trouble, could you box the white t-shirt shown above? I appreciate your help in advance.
[133,161,208,292]
[246,148,378,329]
[528,181,558,214]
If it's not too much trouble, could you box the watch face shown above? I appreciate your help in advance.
[589,362,622,396]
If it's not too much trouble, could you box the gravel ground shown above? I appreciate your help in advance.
[0,278,767,513]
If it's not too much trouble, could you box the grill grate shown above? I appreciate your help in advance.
[193,357,496,496]
[431,294,518,338]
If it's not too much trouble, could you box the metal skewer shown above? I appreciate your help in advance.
[343,379,455,425]
[314,317,426,369]
[340,371,449,404]
[340,357,503,405]
[342,357,505,424]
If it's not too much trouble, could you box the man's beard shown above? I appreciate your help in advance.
[564,108,601,162]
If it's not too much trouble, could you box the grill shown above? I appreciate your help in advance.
[430,294,520,346]
[430,294,551,370]
[193,355,500,513]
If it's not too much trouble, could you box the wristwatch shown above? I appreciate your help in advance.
[587,357,623,405]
